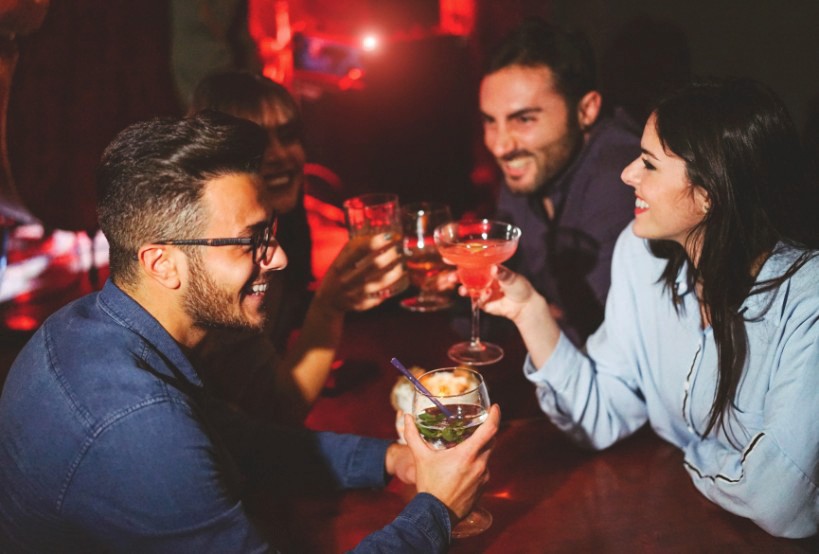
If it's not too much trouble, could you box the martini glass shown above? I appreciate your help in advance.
[400,202,454,312]
[434,220,521,365]
[412,367,492,538]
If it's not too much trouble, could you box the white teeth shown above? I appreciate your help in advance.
[506,158,529,170]
[265,175,290,188]
[635,198,649,209]
[250,283,267,294]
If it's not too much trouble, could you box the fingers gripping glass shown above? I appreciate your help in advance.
[155,214,279,264]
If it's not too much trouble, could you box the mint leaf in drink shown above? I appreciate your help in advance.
[418,411,445,425]
[416,404,487,449]
[441,423,465,443]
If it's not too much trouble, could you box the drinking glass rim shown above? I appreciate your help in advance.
[417,367,484,398]
[433,219,522,243]
[401,201,451,215]
[343,193,399,210]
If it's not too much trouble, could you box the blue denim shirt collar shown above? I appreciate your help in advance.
[97,279,203,387]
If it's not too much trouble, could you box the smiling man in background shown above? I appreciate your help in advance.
[480,18,638,345]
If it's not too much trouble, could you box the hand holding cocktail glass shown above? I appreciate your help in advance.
[341,193,409,304]
[409,366,496,538]
[314,233,407,313]
[434,220,522,365]
[381,396,500,539]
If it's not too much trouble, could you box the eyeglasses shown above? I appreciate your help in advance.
[155,214,279,265]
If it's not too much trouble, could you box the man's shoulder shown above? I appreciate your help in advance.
[41,292,149,373]
[8,293,186,430]
[0,295,198,529]
[560,115,638,230]
[581,114,641,172]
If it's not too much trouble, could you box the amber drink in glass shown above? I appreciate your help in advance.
[401,202,453,312]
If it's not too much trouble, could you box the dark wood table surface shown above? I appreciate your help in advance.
[264,299,819,553]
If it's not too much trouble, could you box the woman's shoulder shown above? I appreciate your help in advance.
[781,247,819,291]
[760,245,819,308]
[767,244,819,278]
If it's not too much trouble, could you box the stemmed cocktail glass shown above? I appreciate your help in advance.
[412,367,492,538]
[400,202,453,312]
[434,220,521,365]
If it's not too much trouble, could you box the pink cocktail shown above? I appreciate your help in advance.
[436,239,518,294]
[434,220,521,365]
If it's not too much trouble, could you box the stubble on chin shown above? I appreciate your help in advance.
[184,255,268,334]
[504,174,542,197]
[504,114,584,199]
[189,303,267,334]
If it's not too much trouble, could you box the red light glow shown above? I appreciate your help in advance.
[4,314,39,332]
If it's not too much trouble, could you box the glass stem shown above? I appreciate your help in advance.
[469,295,483,350]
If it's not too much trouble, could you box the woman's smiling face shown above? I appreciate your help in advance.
[255,101,306,215]
[621,113,710,254]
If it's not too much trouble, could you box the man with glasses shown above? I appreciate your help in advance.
[0,112,499,552]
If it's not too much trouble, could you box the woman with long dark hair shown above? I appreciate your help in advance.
[479,78,819,537]
[187,71,406,424]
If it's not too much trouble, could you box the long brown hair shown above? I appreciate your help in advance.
[649,78,819,437]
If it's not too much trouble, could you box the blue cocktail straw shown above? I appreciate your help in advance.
[390,357,455,419]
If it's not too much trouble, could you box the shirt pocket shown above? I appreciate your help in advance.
[721,404,765,447]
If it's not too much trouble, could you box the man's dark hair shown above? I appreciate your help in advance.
[97,111,267,287]
[485,17,597,106]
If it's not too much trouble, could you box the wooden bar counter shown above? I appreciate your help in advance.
[260,301,818,552]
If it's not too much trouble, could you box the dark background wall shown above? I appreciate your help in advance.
[8,1,179,233]
[552,0,819,131]
[5,0,818,234]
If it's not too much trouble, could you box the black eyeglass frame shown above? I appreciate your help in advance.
[154,214,279,265]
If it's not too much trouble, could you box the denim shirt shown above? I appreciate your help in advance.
[526,224,819,537]
[0,280,450,552]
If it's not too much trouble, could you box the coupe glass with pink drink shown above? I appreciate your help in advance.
[434,220,521,365]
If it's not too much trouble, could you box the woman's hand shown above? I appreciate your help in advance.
[314,233,406,313]
[445,264,540,326]
[447,265,560,367]
[480,265,540,324]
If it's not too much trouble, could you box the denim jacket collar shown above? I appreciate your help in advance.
[96,279,204,388]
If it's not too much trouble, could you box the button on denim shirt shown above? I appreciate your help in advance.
[0,280,450,552]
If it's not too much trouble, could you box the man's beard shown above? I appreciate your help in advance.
[183,252,267,332]
[503,113,584,197]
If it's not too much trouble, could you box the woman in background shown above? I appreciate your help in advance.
[189,71,404,423]
[479,78,819,537]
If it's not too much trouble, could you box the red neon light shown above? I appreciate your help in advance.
[4,314,39,332]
